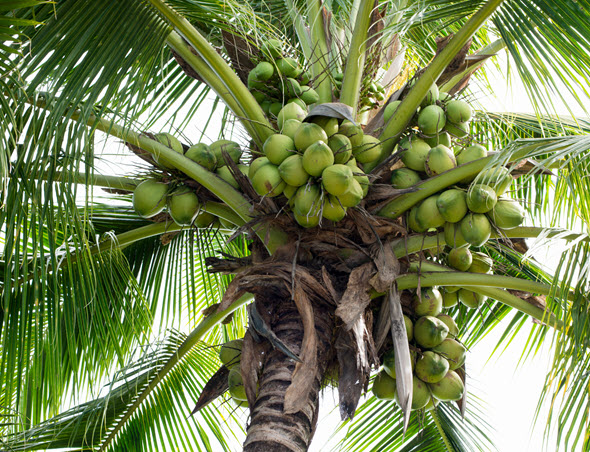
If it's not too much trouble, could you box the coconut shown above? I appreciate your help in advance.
[438,91,451,102]
[328,134,352,164]
[277,103,307,130]
[288,98,307,110]
[216,166,240,189]
[436,314,459,338]
[294,210,321,228]
[278,154,310,187]
[302,141,334,177]
[372,370,397,400]
[248,157,271,179]
[353,134,382,164]
[468,252,494,274]
[383,348,416,379]
[168,189,200,226]
[460,212,492,247]
[404,315,414,341]
[489,198,525,229]
[282,184,298,200]
[417,105,446,136]
[444,121,469,138]
[391,168,421,189]
[311,116,339,136]
[415,351,449,384]
[252,164,284,197]
[294,122,328,152]
[281,119,302,140]
[260,100,272,114]
[276,57,301,78]
[322,164,353,196]
[253,61,274,81]
[153,132,184,169]
[194,211,216,228]
[458,289,487,308]
[415,195,446,230]
[436,189,467,223]
[448,247,472,271]
[322,195,347,222]
[133,179,169,218]
[446,100,472,123]
[412,288,443,317]
[400,137,431,172]
[338,179,364,207]
[283,78,302,98]
[408,206,427,233]
[338,120,364,147]
[261,38,282,58]
[420,83,440,107]
[299,86,319,105]
[219,339,243,369]
[262,134,295,165]
[433,339,466,371]
[414,316,449,348]
[185,143,217,171]
[210,140,242,165]
[442,290,459,308]
[252,91,266,103]
[269,102,283,117]
[456,144,487,166]
[477,166,512,196]
[444,221,468,248]
[293,184,321,217]
[467,184,498,213]
[228,369,247,401]
[383,100,401,123]
[425,144,456,176]
[428,370,464,401]
[248,71,266,90]
[424,132,452,148]
[395,375,431,410]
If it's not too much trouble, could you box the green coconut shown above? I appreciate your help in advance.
[294,210,321,228]
[444,221,468,248]
[293,184,321,217]
[276,57,301,78]
[263,133,296,165]
[133,179,169,218]
[338,121,364,147]
[383,100,401,123]
[436,314,459,338]
[168,189,200,226]
[278,154,310,187]
[436,189,467,223]
[288,98,308,111]
[353,134,382,164]
[210,140,242,165]
[425,144,456,176]
[372,370,397,400]
[338,179,364,208]
[415,195,446,230]
[185,143,217,171]
[329,134,352,164]
[300,71,312,85]
[277,103,307,130]
[400,137,431,172]
[194,211,216,228]
[433,339,466,371]
[468,251,494,273]
[424,132,452,148]
[460,212,492,247]
[395,375,431,411]
[417,105,446,136]
[412,288,443,317]
[448,247,472,271]
[282,78,302,98]
[281,119,302,140]
[269,102,283,117]
[438,91,452,103]
[294,122,328,152]
[253,61,274,81]
[248,71,266,90]
[282,184,298,200]
[442,290,459,308]
[300,86,319,105]
[415,351,449,384]
[260,100,272,114]
[248,157,271,179]
[408,206,427,233]
[456,144,487,166]
[302,141,334,177]
[458,289,487,309]
[414,316,449,348]
[477,166,512,196]
[251,164,284,197]
[219,339,243,369]
[383,348,416,379]
[311,116,339,136]
[444,121,469,138]
[323,195,347,222]
[322,164,353,196]
[404,315,414,342]
[216,165,239,189]
[261,39,283,58]
[391,168,421,189]
[489,198,525,229]
[228,369,247,401]
[153,132,184,169]
[421,83,440,107]
[429,370,464,401]
[251,91,267,104]
[467,184,498,213]
[446,100,472,123]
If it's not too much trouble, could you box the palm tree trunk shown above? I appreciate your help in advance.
[243,297,334,452]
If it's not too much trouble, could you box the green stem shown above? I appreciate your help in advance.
[378,0,505,154]
[99,293,253,451]
[307,0,333,102]
[41,172,139,191]
[285,0,313,64]
[149,0,273,147]
[431,410,455,452]
[340,0,374,116]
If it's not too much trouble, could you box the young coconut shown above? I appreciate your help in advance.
[219,339,243,369]
[458,289,487,308]
[415,195,446,230]
[133,179,169,218]
[442,290,459,308]
[168,188,200,226]
[210,140,242,165]
[391,168,421,188]
[322,195,347,222]
[460,212,492,247]
[477,166,512,196]
[400,137,431,172]
[248,156,271,180]
[281,119,302,140]
[417,105,446,136]
[436,314,459,338]
[294,122,328,152]
[444,221,469,248]
[456,143,487,166]
[383,348,416,379]
[322,164,354,196]
[414,316,449,348]
[432,339,466,371]
[468,251,493,273]
[395,375,432,411]
[277,103,307,130]
[251,164,285,197]
[446,100,472,123]
[278,154,310,187]
[228,369,247,401]
[153,132,184,169]
[436,189,468,223]
[293,184,322,217]
[428,370,465,401]
[353,134,382,164]
[424,132,452,148]
[415,351,449,384]
[444,121,469,138]
[467,184,498,213]
[412,288,443,317]
[185,143,217,171]
[329,134,353,164]
[372,371,397,400]
[448,247,473,272]
[263,133,297,165]
[425,144,457,176]
[488,198,525,229]
[311,116,339,136]
[302,141,334,177]
[337,178,364,208]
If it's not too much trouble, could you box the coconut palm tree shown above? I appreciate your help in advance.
[2,0,590,451]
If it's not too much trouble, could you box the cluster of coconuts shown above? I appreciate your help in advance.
[372,288,466,410]
[247,39,318,117]
[332,72,385,107]
[133,132,247,228]
[248,104,383,227]
[218,339,250,407]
